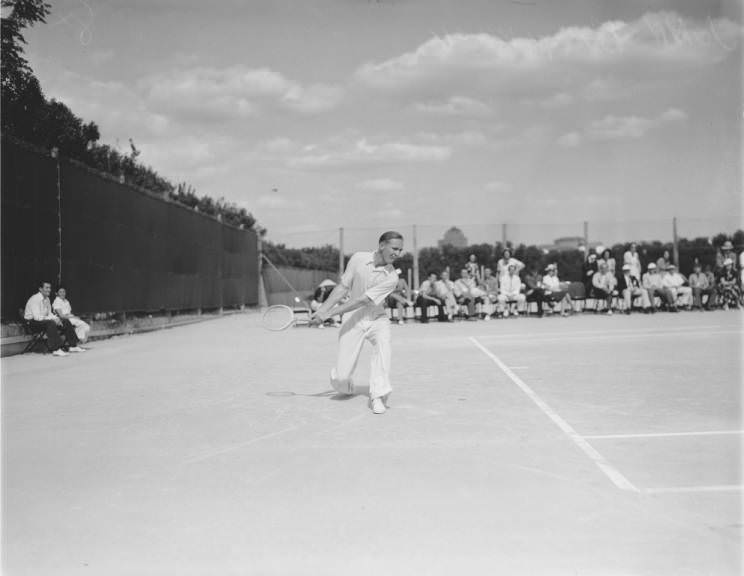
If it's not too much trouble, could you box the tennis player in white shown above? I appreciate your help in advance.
[310,231,404,414]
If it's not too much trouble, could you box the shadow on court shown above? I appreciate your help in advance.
[2,309,741,575]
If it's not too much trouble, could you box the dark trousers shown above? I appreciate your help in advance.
[525,288,545,315]
[415,295,444,322]
[28,319,78,351]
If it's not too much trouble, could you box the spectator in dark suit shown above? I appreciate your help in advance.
[523,264,546,317]
[617,264,651,313]
[582,253,599,296]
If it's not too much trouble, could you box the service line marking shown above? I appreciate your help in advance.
[469,336,639,492]
[584,430,744,440]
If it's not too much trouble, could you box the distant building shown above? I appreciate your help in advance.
[538,236,602,253]
[438,226,468,248]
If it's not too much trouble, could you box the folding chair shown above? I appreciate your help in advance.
[18,309,51,354]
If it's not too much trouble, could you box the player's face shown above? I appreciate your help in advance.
[380,238,404,265]
[40,283,51,297]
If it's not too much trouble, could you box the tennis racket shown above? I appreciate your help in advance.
[262,305,297,331]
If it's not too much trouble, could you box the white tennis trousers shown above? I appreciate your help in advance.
[331,314,392,400]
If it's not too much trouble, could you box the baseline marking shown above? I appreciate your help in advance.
[585,430,744,440]
[469,337,639,492]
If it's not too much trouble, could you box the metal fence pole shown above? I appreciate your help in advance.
[672,217,679,266]
[338,227,344,279]
[412,224,419,290]
[52,147,62,286]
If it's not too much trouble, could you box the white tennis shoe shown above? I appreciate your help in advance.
[69,346,86,352]
[52,349,68,357]
[370,397,386,414]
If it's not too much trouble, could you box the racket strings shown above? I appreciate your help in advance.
[263,305,296,331]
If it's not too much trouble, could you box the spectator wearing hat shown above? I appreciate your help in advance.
[642,263,675,311]
[617,264,651,314]
[716,240,736,272]
[592,261,618,314]
[717,259,741,310]
[497,263,526,317]
[688,262,717,310]
[662,265,692,309]
[623,242,642,280]
[542,264,572,316]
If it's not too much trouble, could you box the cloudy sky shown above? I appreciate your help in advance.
[24,0,743,250]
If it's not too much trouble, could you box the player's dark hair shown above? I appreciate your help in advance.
[379,231,404,245]
[39,280,51,288]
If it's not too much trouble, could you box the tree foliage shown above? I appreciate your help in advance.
[1,0,259,231]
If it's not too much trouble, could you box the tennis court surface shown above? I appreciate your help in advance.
[2,310,742,575]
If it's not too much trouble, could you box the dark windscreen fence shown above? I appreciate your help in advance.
[1,142,60,318]
[1,138,259,320]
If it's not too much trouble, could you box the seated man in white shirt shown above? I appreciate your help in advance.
[479,267,499,316]
[662,265,692,310]
[52,287,91,343]
[415,272,445,323]
[497,263,526,317]
[24,281,85,356]
[592,261,618,314]
[541,264,572,316]
[642,263,675,312]
[434,269,458,321]
[454,268,485,319]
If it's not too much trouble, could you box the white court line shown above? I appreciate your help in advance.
[584,430,744,440]
[469,337,639,492]
[475,325,739,342]
[644,485,744,494]
[477,329,741,345]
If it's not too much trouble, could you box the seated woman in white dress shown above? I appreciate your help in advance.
[52,287,91,343]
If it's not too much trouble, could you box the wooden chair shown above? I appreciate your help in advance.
[18,309,51,354]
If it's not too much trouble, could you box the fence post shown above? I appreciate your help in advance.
[52,147,62,286]
[338,227,344,279]
[583,220,589,259]
[502,222,507,247]
[672,216,679,267]
[412,224,419,290]
[257,235,268,308]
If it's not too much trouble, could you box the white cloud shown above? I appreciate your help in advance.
[414,96,491,116]
[484,180,511,192]
[288,138,451,169]
[587,107,687,141]
[558,107,687,147]
[539,92,573,109]
[257,194,289,208]
[557,131,582,148]
[142,65,343,120]
[356,13,740,90]
[358,178,405,192]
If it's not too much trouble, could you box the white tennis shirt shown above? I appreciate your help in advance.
[341,251,399,319]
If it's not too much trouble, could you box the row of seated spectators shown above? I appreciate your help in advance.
[373,242,742,324]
